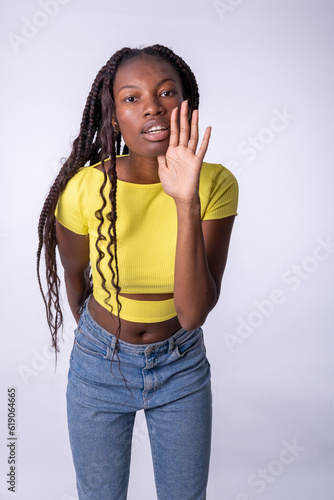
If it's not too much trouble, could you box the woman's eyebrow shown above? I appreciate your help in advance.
[117,78,177,93]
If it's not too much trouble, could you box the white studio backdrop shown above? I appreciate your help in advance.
[1,0,333,499]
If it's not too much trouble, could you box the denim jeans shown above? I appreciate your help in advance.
[67,298,212,500]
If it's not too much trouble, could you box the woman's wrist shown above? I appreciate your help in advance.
[174,194,201,216]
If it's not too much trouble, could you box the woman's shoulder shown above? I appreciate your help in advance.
[200,161,238,188]
[200,162,239,219]
[64,163,102,189]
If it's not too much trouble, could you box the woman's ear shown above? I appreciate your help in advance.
[112,112,119,132]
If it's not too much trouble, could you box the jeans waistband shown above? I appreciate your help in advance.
[81,296,201,354]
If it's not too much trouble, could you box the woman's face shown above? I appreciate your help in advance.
[112,55,185,159]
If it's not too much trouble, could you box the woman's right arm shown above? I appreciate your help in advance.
[55,220,90,323]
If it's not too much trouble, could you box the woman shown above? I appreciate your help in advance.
[37,44,238,500]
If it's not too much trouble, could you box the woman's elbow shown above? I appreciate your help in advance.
[174,287,219,331]
[176,307,211,332]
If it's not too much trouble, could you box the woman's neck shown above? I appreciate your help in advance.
[117,153,161,184]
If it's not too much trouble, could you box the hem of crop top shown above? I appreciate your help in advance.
[93,292,177,323]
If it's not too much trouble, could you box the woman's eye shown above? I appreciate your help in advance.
[124,96,136,103]
[160,90,176,97]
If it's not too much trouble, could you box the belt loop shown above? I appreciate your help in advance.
[110,336,116,352]
[168,336,174,353]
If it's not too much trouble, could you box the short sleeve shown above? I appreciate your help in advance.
[201,163,239,220]
[55,174,88,235]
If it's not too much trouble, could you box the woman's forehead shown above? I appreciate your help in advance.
[113,55,181,89]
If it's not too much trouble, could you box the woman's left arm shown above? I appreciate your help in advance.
[174,208,235,330]
[158,100,236,330]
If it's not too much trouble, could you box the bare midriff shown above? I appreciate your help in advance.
[88,158,182,344]
[88,294,181,344]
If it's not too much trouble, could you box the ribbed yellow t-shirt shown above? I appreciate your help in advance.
[55,159,238,322]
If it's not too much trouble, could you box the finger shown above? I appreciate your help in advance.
[188,108,199,152]
[169,106,179,148]
[178,100,190,147]
[196,126,212,162]
[157,154,168,171]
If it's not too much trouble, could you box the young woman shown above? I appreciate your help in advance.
[37,44,238,500]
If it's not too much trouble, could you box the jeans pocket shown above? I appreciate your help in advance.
[175,330,204,359]
[74,327,109,358]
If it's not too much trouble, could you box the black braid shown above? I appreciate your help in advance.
[37,44,200,360]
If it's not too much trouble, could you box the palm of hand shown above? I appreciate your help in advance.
[158,101,211,205]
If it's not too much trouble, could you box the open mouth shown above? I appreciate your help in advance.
[143,126,169,134]
[142,123,170,142]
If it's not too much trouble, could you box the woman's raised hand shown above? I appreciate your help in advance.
[157,100,211,206]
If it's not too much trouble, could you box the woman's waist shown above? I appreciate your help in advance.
[88,294,181,344]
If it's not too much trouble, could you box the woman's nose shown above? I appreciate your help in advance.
[143,96,164,116]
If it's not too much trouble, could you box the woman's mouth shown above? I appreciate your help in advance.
[141,119,170,141]
[142,125,170,141]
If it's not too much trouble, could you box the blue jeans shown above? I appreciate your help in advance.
[67,299,212,500]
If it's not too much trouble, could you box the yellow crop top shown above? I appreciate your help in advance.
[55,159,238,322]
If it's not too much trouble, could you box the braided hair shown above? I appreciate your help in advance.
[37,44,200,354]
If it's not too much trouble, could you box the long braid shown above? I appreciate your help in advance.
[37,57,113,352]
[37,44,200,362]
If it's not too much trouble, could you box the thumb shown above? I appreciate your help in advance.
[157,155,168,170]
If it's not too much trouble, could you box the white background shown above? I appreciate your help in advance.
[1,0,334,499]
